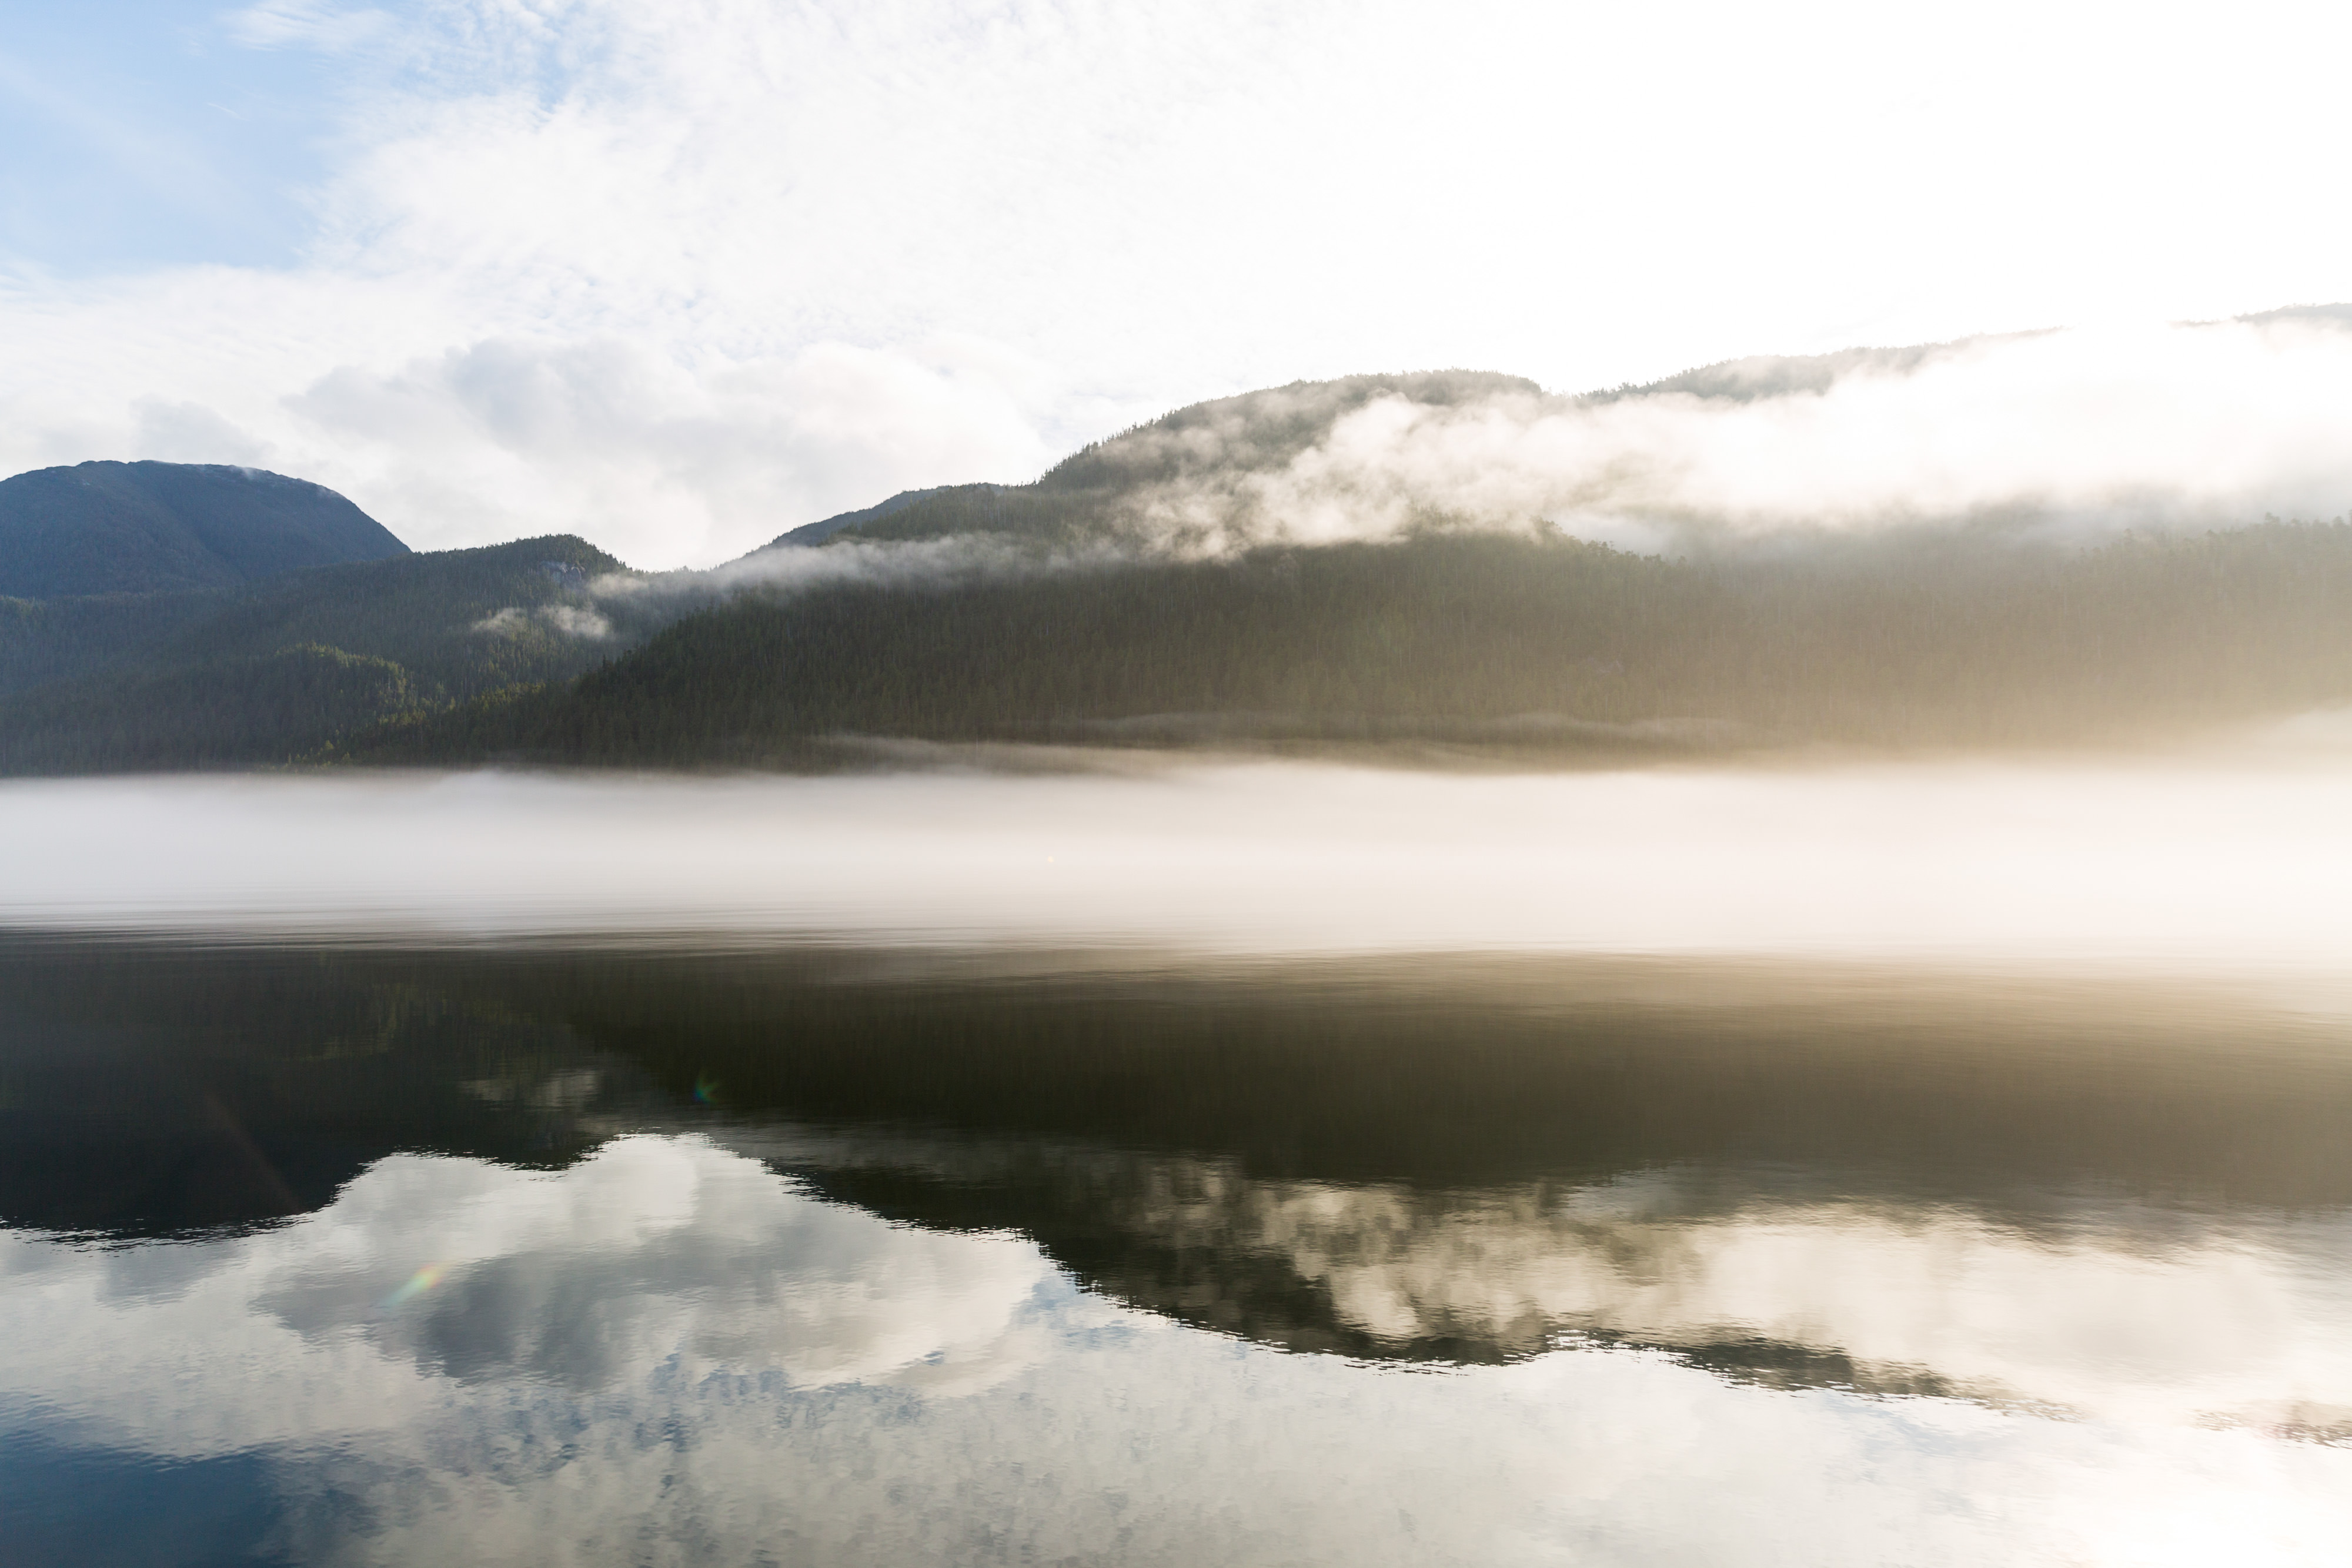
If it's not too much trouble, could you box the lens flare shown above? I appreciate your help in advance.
[381,1262,449,1309]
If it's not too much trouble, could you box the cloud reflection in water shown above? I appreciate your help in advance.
[5,854,2352,1562]
[0,1127,2346,1565]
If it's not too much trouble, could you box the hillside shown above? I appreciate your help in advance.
[813,371,1541,552]
[0,461,409,597]
[12,356,2352,775]
[755,488,950,550]
[357,523,2352,767]
[0,536,641,773]
[355,362,2352,766]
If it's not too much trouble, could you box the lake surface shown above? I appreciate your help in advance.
[4,761,2351,1564]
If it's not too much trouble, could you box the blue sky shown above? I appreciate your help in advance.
[0,1,349,271]
[4,2,2352,566]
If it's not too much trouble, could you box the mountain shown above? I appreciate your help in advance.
[1583,333,2045,405]
[731,372,1545,563]
[754,487,953,551]
[0,536,644,773]
[342,358,2352,768]
[354,521,2352,767]
[820,371,1541,550]
[14,347,2352,776]
[0,461,410,598]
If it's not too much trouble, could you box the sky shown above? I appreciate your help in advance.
[3,1,2350,567]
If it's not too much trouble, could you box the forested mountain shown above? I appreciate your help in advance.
[354,523,2352,767]
[0,462,408,597]
[10,353,2352,775]
[754,487,950,550]
[0,536,640,773]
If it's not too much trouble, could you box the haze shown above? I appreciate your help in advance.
[8,743,2352,982]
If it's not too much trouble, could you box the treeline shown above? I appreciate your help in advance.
[355,522,2352,767]
[0,644,420,773]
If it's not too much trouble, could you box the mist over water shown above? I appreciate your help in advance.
[7,743,2352,977]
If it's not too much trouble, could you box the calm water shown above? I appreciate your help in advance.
[2,938,2349,1566]
[5,761,2352,1565]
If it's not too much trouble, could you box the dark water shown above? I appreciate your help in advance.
[3,936,2349,1566]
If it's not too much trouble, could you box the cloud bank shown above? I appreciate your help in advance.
[1102,317,2352,553]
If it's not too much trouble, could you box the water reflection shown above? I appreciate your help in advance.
[770,1131,2352,1430]
[3,939,2350,1564]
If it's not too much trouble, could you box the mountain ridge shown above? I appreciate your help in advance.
[0,460,409,598]
[9,318,2352,775]
[755,488,955,552]
[0,534,640,773]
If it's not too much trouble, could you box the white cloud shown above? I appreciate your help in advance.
[1117,318,2352,551]
[129,396,276,467]
[279,335,1055,563]
[4,0,2352,565]
[223,2,396,54]
[589,532,1134,618]
[473,601,613,637]
[537,601,610,637]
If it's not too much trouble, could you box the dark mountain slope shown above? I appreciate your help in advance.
[0,591,223,698]
[0,536,640,774]
[356,523,2352,767]
[0,460,408,598]
[115,534,632,698]
[0,645,426,774]
[756,488,951,551]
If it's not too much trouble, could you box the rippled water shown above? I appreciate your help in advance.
[4,762,2351,1564]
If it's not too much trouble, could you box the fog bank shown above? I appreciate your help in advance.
[9,747,2352,978]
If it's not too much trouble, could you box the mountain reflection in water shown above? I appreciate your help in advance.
[2,938,2348,1565]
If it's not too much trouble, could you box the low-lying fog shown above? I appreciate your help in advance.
[10,730,2352,979]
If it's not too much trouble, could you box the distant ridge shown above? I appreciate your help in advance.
[0,460,408,599]
[755,488,954,553]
